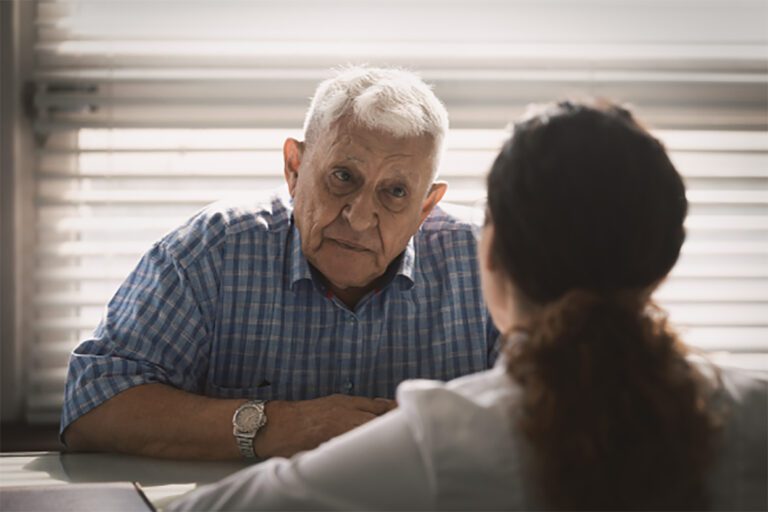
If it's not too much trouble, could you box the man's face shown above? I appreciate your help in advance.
[283,120,445,291]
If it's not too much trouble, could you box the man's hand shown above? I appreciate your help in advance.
[253,394,397,458]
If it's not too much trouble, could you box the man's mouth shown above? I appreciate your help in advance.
[328,238,370,252]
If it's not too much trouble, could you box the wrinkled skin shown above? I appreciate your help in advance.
[283,119,447,307]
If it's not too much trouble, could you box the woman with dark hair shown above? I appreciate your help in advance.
[169,102,767,511]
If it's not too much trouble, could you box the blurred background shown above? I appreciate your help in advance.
[1,0,766,445]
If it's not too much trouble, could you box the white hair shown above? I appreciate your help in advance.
[303,66,449,168]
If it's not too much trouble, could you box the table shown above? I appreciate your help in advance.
[0,452,252,510]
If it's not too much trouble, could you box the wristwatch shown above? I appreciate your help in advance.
[232,400,268,458]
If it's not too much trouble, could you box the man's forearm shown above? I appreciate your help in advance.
[63,383,247,460]
[64,383,397,460]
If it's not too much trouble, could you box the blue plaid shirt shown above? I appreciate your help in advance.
[61,192,500,435]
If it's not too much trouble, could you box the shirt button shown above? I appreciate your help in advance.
[345,379,354,392]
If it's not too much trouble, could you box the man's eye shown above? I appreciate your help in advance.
[390,186,407,198]
[332,169,352,182]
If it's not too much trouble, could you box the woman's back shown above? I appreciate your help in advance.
[398,354,767,510]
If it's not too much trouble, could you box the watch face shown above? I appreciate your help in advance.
[237,407,261,431]
[235,403,266,433]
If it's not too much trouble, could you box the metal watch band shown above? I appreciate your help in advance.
[232,400,267,459]
[236,435,257,458]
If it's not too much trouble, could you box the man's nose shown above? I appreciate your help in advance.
[342,192,378,232]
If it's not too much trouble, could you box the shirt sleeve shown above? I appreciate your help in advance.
[165,409,434,511]
[60,241,215,439]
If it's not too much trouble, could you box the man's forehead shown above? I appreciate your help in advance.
[325,124,432,160]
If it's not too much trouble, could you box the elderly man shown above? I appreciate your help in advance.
[61,66,499,460]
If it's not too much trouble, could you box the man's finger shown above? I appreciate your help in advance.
[351,411,378,427]
[344,396,396,415]
[374,397,398,412]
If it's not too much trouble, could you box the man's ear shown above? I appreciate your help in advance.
[418,181,448,224]
[283,138,304,196]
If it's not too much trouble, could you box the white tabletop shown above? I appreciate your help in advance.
[0,452,252,510]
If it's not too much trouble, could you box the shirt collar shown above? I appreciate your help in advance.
[287,218,417,292]
[392,236,416,290]
[288,221,313,288]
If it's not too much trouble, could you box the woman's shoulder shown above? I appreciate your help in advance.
[397,361,518,413]
[689,355,768,510]
[689,354,768,408]
[688,355,767,450]
[395,363,530,510]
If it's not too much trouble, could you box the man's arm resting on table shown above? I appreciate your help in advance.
[63,383,396,460]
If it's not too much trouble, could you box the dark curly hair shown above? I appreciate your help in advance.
[487,101,719,510]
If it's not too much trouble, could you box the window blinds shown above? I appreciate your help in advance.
[25,0,768,422]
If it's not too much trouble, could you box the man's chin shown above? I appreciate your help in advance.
[310,250,383,290]
[315,262,382,291]
[322,273,378,291]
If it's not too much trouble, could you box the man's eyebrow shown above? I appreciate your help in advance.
[383,153,413,160]
[343,154,365,163]
[383,170,417,184]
